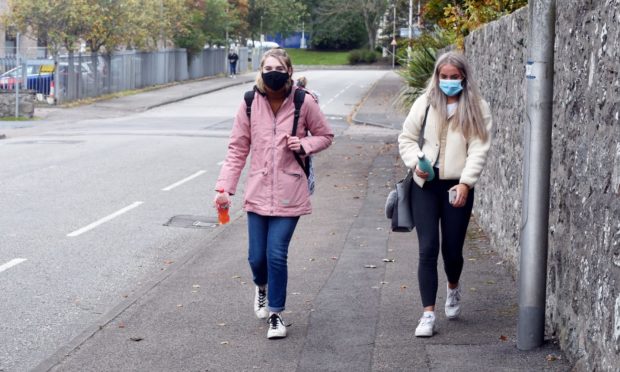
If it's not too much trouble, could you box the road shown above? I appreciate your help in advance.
[0,69,386,371]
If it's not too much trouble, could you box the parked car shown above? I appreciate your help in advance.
[0,61,55,95]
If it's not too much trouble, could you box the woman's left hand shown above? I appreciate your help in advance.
[449,183,470,208]
[286,135,302,153]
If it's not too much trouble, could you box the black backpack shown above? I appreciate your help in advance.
[244,88,312,182]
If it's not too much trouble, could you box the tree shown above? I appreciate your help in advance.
[247,0,307,42]
[317,0,387,50]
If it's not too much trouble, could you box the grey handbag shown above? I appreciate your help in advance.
[385,105,430,232]
[385,170,414,232]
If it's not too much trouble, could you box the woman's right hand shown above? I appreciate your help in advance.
[415,165,429,180]
[214,191,230,208]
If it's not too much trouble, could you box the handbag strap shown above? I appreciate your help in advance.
[418,105,430,149]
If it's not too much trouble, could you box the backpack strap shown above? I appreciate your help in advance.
[291,89,309,177]
[244,89,255,119]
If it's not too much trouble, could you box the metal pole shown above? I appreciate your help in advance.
[392,4,396,69]
[517,0,556,351]
[407,0,412,62]
[15,32,20,118]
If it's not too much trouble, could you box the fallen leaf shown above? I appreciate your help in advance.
[163,260,174,265]
[192,284,201,288]
[217,323,226,326]
[364,265,377,269]
[376,227,384,231]
[468,258,477,261]
[486,280,496,284]
[400,285,408,290]
[380,281,389,285]
[118,322,126,329]
[220,341,229,345]
[353,196,360,199]
[331,256,338,260]
[130,337,143,342]
[232,275,241,279]
[470,287,477,292]
[309,258,315,262]
[499,335,508,341]
[382,258,394,262]
[292,292,301,295]
[177,304,183,308]
[546,354,561,361]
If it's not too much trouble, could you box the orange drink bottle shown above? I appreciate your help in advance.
[217,202,230,224]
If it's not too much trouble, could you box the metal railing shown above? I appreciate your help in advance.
[0,46,263,112]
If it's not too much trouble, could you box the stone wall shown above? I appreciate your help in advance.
[465,3,620,371]
[0,90,35,118]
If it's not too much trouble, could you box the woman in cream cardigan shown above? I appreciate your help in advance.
[398,51,492,337]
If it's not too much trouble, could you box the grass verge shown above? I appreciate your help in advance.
[286,49,350,65]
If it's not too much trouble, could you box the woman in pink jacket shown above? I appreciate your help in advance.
[214,48,333,339]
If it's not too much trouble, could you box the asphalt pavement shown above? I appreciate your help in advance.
[19,71,571,371]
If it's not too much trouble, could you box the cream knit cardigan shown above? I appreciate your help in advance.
[398,93,493,188]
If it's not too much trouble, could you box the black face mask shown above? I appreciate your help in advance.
[262,71,289,91]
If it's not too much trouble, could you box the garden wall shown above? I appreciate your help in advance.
[465,4,620,371]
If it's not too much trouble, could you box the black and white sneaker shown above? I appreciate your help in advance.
[267,313,287,339]
[254,286,268,319]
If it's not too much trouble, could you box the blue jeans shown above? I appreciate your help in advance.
[247,212,299,312]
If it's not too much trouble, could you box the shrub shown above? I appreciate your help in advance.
[348,49,363,64]
[348,49,379,65]
[396,28,454,108]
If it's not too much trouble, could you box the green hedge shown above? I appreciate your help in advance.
[348,49,379,65]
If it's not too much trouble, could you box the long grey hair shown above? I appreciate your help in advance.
[426,51,488,142]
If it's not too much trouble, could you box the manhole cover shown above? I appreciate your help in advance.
[164,215,219,229]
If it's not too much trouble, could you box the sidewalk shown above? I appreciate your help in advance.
[32,71,570,371]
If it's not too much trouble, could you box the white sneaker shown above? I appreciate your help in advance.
[415,313,435,337]
[445,284,461,319]
[254,286,268,319]
[267,313,287,339]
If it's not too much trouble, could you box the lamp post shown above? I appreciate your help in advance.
[392,3,396,69]
[300,21,307,49]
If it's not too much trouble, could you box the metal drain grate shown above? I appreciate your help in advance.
[164,215,219,229]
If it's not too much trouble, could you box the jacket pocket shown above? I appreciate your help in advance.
[244,168,268,206]
[277,169,308,208]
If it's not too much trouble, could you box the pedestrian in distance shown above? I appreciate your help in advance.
[214,48,333,339]
[398,51,493,337]
[228,48,239,78]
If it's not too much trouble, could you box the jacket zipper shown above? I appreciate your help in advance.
[271,116,276,215]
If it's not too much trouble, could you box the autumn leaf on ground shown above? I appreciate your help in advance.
[163,260,174,265]
[546,354,561,361]
[130,337,143,342]
[499,335,508,341]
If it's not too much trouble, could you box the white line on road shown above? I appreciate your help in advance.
[67,202,144,237]
[320,83,354,110]
[161,170,207,191]
[0,258,27,273]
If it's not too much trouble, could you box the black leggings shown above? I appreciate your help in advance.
[412,171,474,308]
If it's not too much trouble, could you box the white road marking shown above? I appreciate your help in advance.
[67,202,144,237]
[0,258,27,273]
[161,170,206,191]
[320,83,354,110]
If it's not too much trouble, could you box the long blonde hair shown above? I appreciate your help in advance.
[255,48,294,93]
[426,51,488,142]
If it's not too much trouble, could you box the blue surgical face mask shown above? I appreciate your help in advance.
[439,79,463,96]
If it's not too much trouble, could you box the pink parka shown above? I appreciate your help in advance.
[215,87,334,217]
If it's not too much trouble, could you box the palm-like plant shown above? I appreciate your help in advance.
[397,29,455,108]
